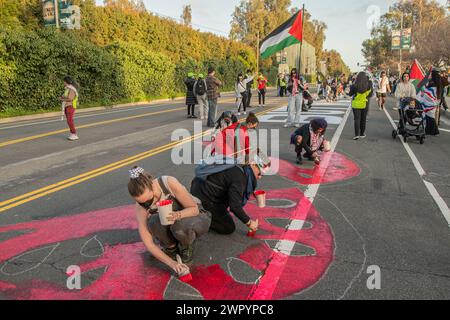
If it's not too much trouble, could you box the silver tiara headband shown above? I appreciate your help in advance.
[129,167,145,179]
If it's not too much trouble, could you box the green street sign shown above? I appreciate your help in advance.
[392,30,401,50]
[401,28,412,50]
[42,0,57,27]
[59,0,81,30]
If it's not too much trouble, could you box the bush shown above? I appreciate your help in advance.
[0,28,121,112]
[106,41,176,100]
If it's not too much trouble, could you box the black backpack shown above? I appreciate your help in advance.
[195,80,207,96]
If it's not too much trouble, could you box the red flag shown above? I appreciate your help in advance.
[409,59,425,81]
[288,10,303,42]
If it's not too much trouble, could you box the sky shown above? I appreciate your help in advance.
[94,0,448,71]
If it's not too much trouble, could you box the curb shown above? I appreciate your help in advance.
[0,90,236,124]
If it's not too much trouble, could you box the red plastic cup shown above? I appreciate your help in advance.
[247,229,256,237]
[254,190,266,208]
[156,200,174,226]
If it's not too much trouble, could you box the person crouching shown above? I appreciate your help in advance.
[290,118,330,165]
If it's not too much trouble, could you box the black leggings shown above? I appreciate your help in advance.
[190,179,236,235]
[258,89,266,105]
[187,104,195,116]
[352,108,368,136]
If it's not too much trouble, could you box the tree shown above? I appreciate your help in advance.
[322,50,351,77]
[230,0,327,70]
[362,0,448,69]
[230,0,292,49]
[181,5,192,26]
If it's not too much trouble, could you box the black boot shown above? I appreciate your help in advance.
[296,153,303,165]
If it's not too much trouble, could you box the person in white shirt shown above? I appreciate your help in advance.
[376,71,391,110]
[395,72,417,108]
[235,73,255,115]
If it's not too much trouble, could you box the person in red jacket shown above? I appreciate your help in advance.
[257,75,268,107]
[212,112,260,164]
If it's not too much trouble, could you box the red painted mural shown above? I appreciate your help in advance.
[0,152,360,300]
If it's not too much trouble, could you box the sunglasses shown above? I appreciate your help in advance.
[138,196,155,211]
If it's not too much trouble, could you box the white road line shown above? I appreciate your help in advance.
[384,109,450,228]
[439,128,450,133]
[251,104,352,299]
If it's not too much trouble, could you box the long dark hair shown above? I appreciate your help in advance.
[310,118,328,135]
[290,68,298,80]
[64,76,79,90]
[429,69,443,97]
[354,72,369,94]
[236,73,243,84]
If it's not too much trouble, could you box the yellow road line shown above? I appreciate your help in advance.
[0,107,185,148]
[0,105,281,213]
[0,96,239,148]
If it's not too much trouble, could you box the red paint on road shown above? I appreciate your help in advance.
[0,153,360,300]
[275,152,360,185]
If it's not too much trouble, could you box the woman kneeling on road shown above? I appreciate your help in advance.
[290,118,330,165]
[190,156,267,235]
[128,166,211,271]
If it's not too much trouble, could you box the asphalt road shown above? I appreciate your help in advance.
[0,90,449,300]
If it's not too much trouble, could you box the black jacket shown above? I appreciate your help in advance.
[191,166,251,224]
[290,124,324,155]
[185,78,198,105]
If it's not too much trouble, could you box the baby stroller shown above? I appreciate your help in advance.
[392,97,426,144]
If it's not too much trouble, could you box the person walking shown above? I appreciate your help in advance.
[59,76,79,141]
[376,71,391,110]
[235,73,254,115]
[127,166,212,267]
[194,73,208,122]
[206,67,222,128]
[395,72,417,108]
[279,74,287,97]
[257,74,268,107]
[244,69,254,110]
[349,72,373,140]
[439,68,449,112]
[185,72,198,119]
[284,68,304,128]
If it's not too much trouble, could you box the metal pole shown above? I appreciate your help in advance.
[256,30,260,74]
[399,12,403,77]
[54,0,60,29]
[298,5,305,75]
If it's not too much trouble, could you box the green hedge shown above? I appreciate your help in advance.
[0,27,255,116]
[0,28,122,113]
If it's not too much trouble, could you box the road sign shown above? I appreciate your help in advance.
[401,28,412,50]
[392,30,401,50]
[42,0,81,29]
[42,0,57,27]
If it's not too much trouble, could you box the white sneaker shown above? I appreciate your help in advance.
[243,112,247,115]
[68,134,79,141]
[294,124,301,128]
[284,123,290,128]
[353,136,360,140]
[237,112,241,116]
[360,135,366,139]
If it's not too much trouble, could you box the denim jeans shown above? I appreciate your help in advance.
[207,98,218,127]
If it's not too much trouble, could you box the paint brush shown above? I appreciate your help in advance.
[176,254,192,283]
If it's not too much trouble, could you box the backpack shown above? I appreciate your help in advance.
[195,80,207,96]
[194,156,244,190]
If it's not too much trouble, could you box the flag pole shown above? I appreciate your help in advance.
[298,4,305,75]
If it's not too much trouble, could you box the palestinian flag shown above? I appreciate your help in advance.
[409,59,426,90]
[260,10,303,59]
